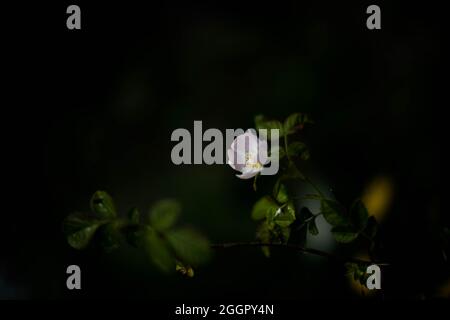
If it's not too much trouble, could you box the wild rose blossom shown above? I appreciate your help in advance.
[227,130,269,179]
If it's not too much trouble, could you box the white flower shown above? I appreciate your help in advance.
[227,130,269,179]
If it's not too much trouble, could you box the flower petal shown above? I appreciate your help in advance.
[230,148,246,162]
[236,167,261,179]
[227,148,245,171]
[231,130,259,155]
[257,138,270,164]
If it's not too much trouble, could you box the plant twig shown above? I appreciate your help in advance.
[210,241,389,266]
[304,175,325,198]
[295,213,322,231]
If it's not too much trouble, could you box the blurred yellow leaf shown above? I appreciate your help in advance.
[436,278,450,298]
[362,176,394,221]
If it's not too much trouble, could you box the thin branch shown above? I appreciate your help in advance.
[295,212,322,231]
[304,175,326,198]
[210,241,389,266]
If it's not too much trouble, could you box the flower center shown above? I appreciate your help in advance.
[244,153,263,169]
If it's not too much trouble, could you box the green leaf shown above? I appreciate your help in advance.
[345,263,369,284]
[256,221,272,257]
[67,226,101,250]
[276,225,291,243]
[273,202,296,228]
[97,222,122,252]
[273,181,289,204]
[148,199,181,232]
[283,113,313,135]
[90,191,117,219]
[308,218,319,235]
[176,261,195,278]
[166,228,211,266]
[345,263,359,281]
[287,141,308,159]
[127,207,140,224]
[144,227,175,273]
[254,114,283,140]
[321,200,348,227]
[350,199,369,231]
[331,226,359,243]
[63,212,104,250]
[251,196,279,221]
[124,225,144,248]
[260,246,270,257]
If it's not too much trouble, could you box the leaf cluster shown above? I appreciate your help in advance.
[63,191,211,274]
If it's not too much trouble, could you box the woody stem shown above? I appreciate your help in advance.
[210,241,389,266]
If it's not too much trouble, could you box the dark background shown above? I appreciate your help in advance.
[2,1,447,299]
